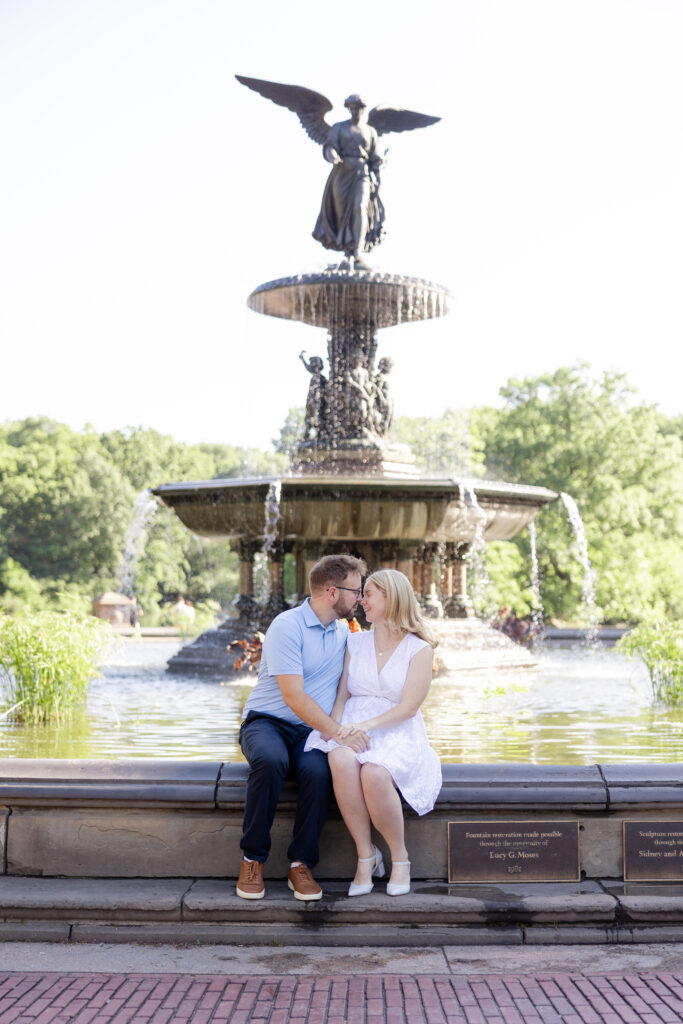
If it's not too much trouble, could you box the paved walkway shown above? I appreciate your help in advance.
[3,968,683,1023]
[3,944,683,1023]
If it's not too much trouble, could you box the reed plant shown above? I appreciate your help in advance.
[0,611,112,724]
[618,622,683,705]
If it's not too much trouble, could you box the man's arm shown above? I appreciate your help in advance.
[276,674,369,752]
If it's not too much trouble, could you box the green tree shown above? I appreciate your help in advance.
[391,408,489,477]
[273,408,305,456]
[481,365,683,624]
[0,419,132,592]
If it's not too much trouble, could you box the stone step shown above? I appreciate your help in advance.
[3,876,683,945]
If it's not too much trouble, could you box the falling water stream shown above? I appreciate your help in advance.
[117,489,158,597]
[528,519,544,638]
[461,483,490,613]
[263,480,282,554]
[560,492,600,644]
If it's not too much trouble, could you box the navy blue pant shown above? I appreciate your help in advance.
[239,711,332,867]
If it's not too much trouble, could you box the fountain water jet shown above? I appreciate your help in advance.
[560,492,600,645]
[529,519,545,640]
[117,489,157,598]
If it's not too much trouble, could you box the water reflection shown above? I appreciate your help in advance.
[1,640,681,763]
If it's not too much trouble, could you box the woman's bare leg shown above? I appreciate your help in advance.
[360,763,410,885]
[329,747,376,885]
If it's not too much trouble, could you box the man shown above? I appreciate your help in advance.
[236,553,368,902]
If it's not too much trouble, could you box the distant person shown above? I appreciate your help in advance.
[129,598,143,630]
[236,554,368,902]
[305,569,441,897]
[171,597,195,633]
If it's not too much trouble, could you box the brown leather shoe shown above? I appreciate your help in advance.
[288,863,323,901]
[236,858,265,900]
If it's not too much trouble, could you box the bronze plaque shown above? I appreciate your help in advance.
[624,821,683,881]
[448,821,580,883]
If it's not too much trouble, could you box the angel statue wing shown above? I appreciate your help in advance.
[235,75,333,146]
[367,107,441,136]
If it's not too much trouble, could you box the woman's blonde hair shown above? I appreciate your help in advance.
[365,569,438,649]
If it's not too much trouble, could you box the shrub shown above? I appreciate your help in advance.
[0,612,113,723]
[618,622,683,704]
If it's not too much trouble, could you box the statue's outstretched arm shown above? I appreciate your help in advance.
[235,75,333,146]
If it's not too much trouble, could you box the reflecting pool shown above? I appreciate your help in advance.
[0,639,679,764]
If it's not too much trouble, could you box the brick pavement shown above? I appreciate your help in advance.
[2,972,683,1024]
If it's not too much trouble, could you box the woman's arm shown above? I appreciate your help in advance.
[337,645,433,737]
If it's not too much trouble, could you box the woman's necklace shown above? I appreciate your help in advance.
[375,631,404,657]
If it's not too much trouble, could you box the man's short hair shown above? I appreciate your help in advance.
[309,554,367,592]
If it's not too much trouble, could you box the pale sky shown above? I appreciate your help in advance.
[2,0,681,451]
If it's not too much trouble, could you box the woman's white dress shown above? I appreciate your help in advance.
[304,630,442,815]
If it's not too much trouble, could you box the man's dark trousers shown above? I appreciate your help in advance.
[239,711,332,867]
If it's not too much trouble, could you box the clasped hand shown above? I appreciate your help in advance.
[336,721,370,752]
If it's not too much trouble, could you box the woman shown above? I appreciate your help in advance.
[305,569,441,897]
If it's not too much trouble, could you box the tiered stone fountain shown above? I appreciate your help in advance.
[152,77,557,674]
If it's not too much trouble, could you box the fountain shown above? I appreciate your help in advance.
[152,76,558,674]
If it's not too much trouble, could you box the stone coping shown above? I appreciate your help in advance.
[0,760,221,808]
[2,760,683,809]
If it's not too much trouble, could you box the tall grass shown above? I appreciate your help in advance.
[618,622,683,705]
[0,612,113,724]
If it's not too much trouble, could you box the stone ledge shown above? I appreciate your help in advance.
[6,761,683,812]
[70,922,524,947]
[217,763,608,811]
[0,877,190,921]
[0,760,222,808]
[431,765,607,810]
[601,765,683,808]
[0,876,618,927]
[3,875,683,945]
[620,896,683,922]
[0,921,72,942]
[183,880,616,926]
[522,925,621,945]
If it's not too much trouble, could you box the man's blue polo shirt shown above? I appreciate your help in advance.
[242,598,349,725]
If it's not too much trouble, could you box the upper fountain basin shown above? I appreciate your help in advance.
[152,476,557,545]
[247,269,451,329]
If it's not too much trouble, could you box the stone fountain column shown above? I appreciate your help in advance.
[425,542,444,618]
[397,545,417,589]
[414,543,442,618]
[443,542,474,619]
[374,541,398,570]
[438,542,452,609]
[261,540,288,624]
[232,539,261,624]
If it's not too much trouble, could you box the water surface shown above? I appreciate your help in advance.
[0,639,679,763]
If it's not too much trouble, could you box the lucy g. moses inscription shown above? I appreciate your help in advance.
[448,821,580,883]
[624,821,683,881]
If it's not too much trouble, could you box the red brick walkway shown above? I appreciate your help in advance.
[2,972,683,1023]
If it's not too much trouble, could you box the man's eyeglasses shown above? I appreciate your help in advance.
[328,586,363,599]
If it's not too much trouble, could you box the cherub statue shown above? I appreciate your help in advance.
[299,350,328,440]
[236,76,440,270]
[374,356,395,436]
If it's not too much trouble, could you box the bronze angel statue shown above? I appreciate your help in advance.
[236,76,440,270]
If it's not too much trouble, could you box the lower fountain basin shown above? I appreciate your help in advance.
[152,476,557,544]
